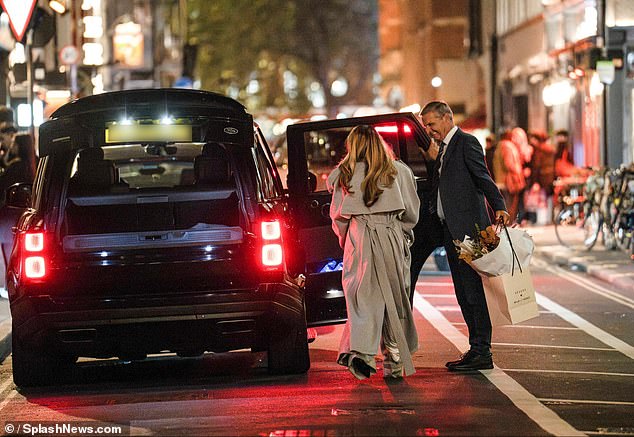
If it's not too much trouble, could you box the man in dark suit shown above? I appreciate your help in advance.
[420,101,510,371]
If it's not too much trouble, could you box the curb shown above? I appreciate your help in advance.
[536,247,634,290]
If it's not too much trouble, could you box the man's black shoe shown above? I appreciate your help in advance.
[447,352,493,371]
[445,350,476,368]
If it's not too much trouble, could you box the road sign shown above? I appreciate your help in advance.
[59,45,79,65]
[0,0,37,42]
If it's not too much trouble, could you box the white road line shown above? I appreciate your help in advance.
[502,325,580,330]
[538,398,634,406]
[419,294,456,298]
[583,432,634,436]
[492,343,617,351]
[413,293,584,437]
[533,258,634,309]
[502,369,634,377]
[0,389,17,414]
[536,293,634,360]
[0,377,13,394]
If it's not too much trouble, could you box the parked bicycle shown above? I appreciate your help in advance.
[611,165,634,256]
[552,175,589,248]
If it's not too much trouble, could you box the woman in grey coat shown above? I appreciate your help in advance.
[327,125,420,379]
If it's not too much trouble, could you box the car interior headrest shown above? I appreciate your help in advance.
[194,143,232,185]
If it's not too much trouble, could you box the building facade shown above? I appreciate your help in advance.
[378,0,488,126]
[495,0,634,167]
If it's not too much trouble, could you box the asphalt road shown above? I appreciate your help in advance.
[0,241,632,436]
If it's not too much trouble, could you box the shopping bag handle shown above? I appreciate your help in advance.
[501,222,523,275]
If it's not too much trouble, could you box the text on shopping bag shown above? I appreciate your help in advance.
[482,268,539,326]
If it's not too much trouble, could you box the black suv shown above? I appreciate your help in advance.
[6,89,434,387]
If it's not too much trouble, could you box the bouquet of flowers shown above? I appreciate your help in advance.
[453,224,500,264]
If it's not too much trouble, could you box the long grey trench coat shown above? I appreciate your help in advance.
[327,160,420,377]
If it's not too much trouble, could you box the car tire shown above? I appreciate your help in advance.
[267,305,310,375]
[11,330,73,388]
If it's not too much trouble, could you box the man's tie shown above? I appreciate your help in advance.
[429,141,445,215]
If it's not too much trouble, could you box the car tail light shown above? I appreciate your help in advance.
[375,124,412,134]
[260,220,283,271]
[23,231,47,279]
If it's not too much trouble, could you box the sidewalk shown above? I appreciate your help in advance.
[526,224,634,290]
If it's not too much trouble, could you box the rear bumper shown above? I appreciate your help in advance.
[10,282,304,358]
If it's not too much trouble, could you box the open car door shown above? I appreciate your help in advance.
[285,112,431,327]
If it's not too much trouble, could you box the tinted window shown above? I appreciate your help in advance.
[301,125,405,192]
[253,142,282,201]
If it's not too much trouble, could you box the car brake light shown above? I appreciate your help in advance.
[262,244,283,266]
[260,220,283,270]
[23,232,46,279]
[25,256,46,278]
[375,124,412,134]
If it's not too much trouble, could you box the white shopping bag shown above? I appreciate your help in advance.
[469,227,534,277]
[482,267,539,326]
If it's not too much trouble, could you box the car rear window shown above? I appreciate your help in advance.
[62,142,241,238]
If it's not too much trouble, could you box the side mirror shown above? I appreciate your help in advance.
[308,171,317,193]
[5,183,32,208]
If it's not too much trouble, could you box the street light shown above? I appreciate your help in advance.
[49,0,68,14]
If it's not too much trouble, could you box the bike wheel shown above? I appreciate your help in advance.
[555,206,583,248]
[614,212,634,253]
[582,208,601,250]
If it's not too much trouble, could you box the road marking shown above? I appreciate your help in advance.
[582,432,634,436]
[0,389,17,414]
[538,398,634,406]
[502,325,580,330]
[418,283,454,287]
[0,377,12,394]
[503,369,634,377]
[533,258,634,309]
[493,343,616,351]
[419,293,456,298]
[434,305,462,312]
[536,293,634,360]
[413,293,584,437]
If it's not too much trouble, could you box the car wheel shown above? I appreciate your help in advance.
[11,331,73,388]
[267,306,310,375]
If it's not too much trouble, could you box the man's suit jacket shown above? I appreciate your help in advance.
[439,128,506,241]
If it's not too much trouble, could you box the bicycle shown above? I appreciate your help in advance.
[611,166,634,255]
[552,175,589,248]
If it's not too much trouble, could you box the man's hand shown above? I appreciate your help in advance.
[423,139,441,161]
[495,210,511,226]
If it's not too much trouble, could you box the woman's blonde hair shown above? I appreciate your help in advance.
[337,125,397,207]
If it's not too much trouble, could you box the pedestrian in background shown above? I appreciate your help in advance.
[485,133,497,181]
[0,121,17,171]
[554,129,587,178]
[528,129,555,221]
[327,125,420,380]
[493,130,525,222]
[510,127,533,224]
[420,101,509,371]
[0,133,37,194]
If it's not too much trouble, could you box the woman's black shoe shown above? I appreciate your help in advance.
[351,357,373,378]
